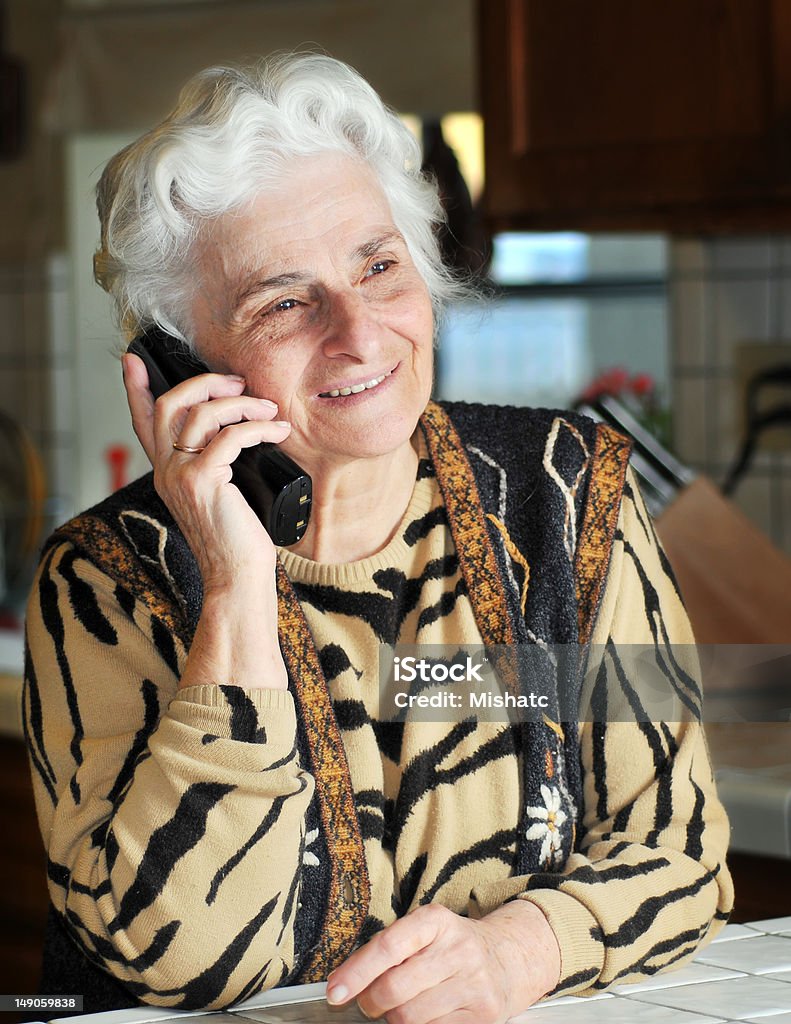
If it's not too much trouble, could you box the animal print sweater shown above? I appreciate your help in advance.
[23,402,733,1012]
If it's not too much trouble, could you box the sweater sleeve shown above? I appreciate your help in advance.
[23,540,314,1009]
[470,468,734,996]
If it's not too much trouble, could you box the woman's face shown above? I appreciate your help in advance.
[190,152,435,473]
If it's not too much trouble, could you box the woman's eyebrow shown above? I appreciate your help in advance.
[353,231,404,262]
[231,271,308,314]
[229,232,405,316]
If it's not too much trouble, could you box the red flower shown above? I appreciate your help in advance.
[630,372,655,397]
[579,366,630,401]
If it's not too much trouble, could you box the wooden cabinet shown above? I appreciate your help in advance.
[478,0,791,231]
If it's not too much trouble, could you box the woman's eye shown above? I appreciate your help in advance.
[366,259,393,277]
[270,297,299,313]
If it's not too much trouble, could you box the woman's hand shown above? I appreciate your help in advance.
[122,351,290,590]
[326,901,561,1024]
[122,351,292,690]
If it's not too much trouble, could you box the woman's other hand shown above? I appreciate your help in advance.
[326,901,561,1023]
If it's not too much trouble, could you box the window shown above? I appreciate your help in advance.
[436,233,668,416]
[408,112,670,426]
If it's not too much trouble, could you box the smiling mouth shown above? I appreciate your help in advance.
[318,369,394,398]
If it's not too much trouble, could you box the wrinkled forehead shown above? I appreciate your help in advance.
[189,152,403,318]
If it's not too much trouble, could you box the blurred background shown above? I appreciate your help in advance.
[2,0,791,1006]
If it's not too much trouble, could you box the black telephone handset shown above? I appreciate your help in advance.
[127,329,312,546]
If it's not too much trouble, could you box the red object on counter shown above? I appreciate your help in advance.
[106,444,130,492]
[630,372,655,397]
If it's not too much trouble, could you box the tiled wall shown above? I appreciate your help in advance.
[669,238,791,557]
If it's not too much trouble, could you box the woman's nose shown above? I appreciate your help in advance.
[321,289,380,360]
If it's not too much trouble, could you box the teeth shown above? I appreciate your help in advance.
[320,371,391,398]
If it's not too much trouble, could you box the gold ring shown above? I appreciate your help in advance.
[172,441,206,454]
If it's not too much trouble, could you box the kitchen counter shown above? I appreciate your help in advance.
[32,918,791,1023]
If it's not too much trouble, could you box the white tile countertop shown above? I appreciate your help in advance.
[31,917,791,1024]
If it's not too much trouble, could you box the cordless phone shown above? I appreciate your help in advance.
[127,329,312,546]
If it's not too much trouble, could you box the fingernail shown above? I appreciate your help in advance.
[326,983,348,1005]
[228,374,246,383]
[273,420,290,429]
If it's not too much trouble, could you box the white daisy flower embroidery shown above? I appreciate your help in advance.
[524,784,567,868]
[302,827,320,868]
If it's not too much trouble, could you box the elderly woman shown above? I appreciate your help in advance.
[24,54,732,1022]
